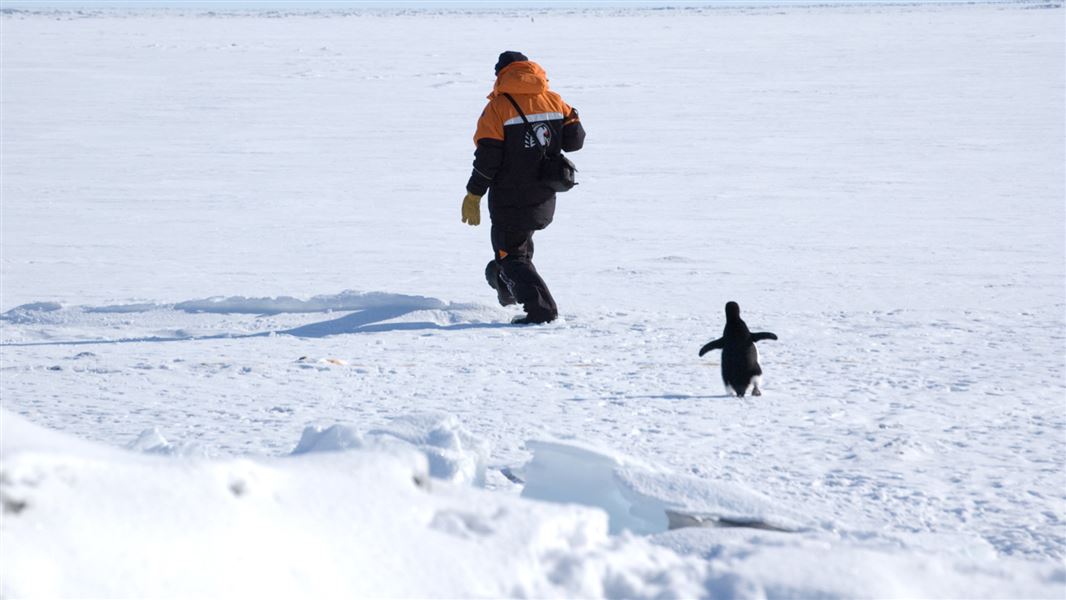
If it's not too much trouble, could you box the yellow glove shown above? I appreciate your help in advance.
[461,192,482,226]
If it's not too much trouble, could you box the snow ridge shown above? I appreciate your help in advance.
[1,290,512,343]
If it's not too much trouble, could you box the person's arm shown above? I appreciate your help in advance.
[561,106,585,153]
[466,102,506,196]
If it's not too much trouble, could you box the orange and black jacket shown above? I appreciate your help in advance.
[466,61,585,231]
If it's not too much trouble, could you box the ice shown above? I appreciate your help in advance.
[522,440,805,535]
[522,440,669,534]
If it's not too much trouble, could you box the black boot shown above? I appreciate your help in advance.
[485,260,516,307]
[511,314,555,325]
[497,257,557,324]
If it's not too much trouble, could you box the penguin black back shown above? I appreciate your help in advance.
[698,301,778,397]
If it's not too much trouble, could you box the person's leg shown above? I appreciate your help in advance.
[485,260,516,306]
[490,225,558,323]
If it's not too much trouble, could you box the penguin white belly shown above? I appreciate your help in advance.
[748,345,763,395]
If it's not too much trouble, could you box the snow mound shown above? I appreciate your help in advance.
[0,301,66,325]
[291,423,365,454]
[369,414,490,486]
[519,439,1065,598]
[390,303,508,326]
[521,440,808,535]
[5,417,1063,599]
[172,290,447,315]
[1,410,716,599]
[126,428,211,458]
[1,290,462,318]
[292,413,489,486]
[2,290,513,343]
[620,468,807,533]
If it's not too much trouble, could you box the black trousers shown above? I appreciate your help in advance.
[490,225,558,322]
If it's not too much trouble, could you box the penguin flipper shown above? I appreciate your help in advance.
[699,338,724,356]
[751,332,778,342]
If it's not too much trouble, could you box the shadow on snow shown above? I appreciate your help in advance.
[1,291,509,347]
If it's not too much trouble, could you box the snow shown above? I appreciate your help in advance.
[126,425,211,456]
[0,409,719,599]
[2,2,1065,598]
[292,413,489,485]
[521,439,806,534]
[4,409,1063,598]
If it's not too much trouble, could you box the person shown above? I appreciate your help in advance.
[461,51,586,325]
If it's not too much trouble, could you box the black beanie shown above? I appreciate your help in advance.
[494,51,528,75]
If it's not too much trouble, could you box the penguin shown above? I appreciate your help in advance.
[698,301,778,397]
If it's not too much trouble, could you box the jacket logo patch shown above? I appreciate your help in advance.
[524,123,552,149]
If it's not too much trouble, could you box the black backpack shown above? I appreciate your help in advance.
[502,93,578,193]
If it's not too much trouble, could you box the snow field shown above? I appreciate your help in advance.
[2,2,1065,598]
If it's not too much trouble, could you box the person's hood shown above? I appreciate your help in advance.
[489,61,549,98]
